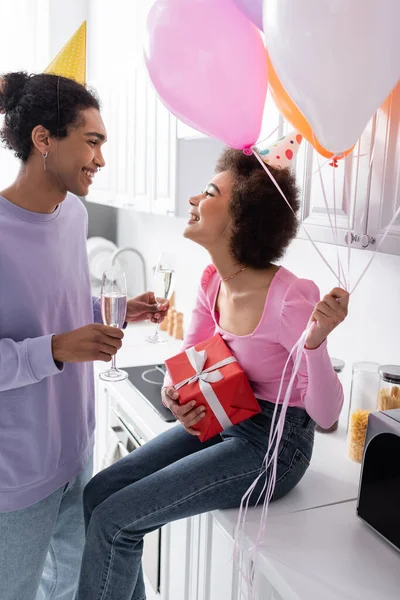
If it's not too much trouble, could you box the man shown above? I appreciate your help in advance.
[0,71,166,600]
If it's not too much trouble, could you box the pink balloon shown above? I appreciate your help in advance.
[144,0,267,149]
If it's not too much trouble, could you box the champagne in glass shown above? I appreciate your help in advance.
[154,269,176,304]
[99,268,128,382]
[146,253,176,344]
[101,293,127,329]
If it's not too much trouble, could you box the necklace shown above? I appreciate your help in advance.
[222,266,248,281]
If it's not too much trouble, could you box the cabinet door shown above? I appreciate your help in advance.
[148,86,178,216]
[252,571,287,600]
[366,86,400,255]
[296,132,370,248]
[197,514,240,600]
[87,0,154,212]
[93,381,109,475]
[258,91,365,249]
[130,65,153,213]
[260,91,385,252]
[160,517,198,600]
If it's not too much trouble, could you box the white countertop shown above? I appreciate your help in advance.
[252,501,400,600]
[112,322,183,369]
[95,323,400,599]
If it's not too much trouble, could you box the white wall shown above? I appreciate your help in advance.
[118,210,400,406]
[0,0,87,191]
[48,0,88,58]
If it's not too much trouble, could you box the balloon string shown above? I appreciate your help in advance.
[350,202,400,294]
[251,148,347,287]
[314,147,347,289]
[345,155,353,292]
[233,324,311,600]
[256,124,280,147]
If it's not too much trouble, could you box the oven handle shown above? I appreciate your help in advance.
[111,408,145,447]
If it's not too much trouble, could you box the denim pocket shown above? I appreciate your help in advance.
[273,447,311,501]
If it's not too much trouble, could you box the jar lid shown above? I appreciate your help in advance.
[378,365,400,384]
[330,357,345,373]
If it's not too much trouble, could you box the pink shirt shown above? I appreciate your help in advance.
[167,265,343,429]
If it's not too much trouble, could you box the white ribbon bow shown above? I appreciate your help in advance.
[174,347,237,430]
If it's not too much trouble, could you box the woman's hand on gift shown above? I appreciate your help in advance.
[161,387,206,436]
[305,287,349,350]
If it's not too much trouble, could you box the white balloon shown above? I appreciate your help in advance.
[264,0,400,154]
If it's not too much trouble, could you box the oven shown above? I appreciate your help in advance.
[104,398,162,596]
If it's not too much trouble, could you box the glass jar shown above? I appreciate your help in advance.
[378,365,400,412]
[316,357,345,433]
[347,362,380,463]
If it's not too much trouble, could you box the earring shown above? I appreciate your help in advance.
[42,151,49,171]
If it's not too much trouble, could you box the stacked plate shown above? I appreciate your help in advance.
[86,237,118,282]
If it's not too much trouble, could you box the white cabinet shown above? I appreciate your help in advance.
[93,380,109,475]
[252,573,286,600]
[87,0,159,212]
[367,84,400,255]
[296,117,375,251]
[86,0,179,215]
[195,512,287,600]
[196,513,240,600]
[160,517,200,600]
[258,90,398,254]
[296,89,400,255]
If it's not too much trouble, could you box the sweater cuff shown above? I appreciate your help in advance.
[304,338,328,356]
[27,335,64,381]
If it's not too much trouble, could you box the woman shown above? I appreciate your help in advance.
[75,143,349,600]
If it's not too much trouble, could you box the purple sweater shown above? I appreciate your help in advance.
[0,192,102,511]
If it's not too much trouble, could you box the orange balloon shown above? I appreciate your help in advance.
[266,52,354,161]
[381,79,400,115]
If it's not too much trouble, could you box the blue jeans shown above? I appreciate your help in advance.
[0,453,93,600]
[75,402,315,600]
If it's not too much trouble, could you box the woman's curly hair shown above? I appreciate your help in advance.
[215,148,300,268]
[0,72,100,162]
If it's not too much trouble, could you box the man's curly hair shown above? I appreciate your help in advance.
[215,148,300,268]
[0,72,100,162]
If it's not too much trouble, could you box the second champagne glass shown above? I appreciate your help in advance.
[145,252,176,344]
[99,268,128,382]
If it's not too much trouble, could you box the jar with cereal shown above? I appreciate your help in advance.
[347,362,380,462]
[378,365,400,412]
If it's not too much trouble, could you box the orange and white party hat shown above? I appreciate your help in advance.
[44,22,87,85]
[258,131,302,170]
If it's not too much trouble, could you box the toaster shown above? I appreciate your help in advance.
[357,409,400,551]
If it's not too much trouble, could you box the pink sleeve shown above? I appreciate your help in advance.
[278,278,344,429]
[163,265,217,391]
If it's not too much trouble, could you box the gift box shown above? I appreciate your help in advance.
[165,334,260,441]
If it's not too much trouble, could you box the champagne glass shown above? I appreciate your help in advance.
[145,252,176,344]
[99,268,128,382]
